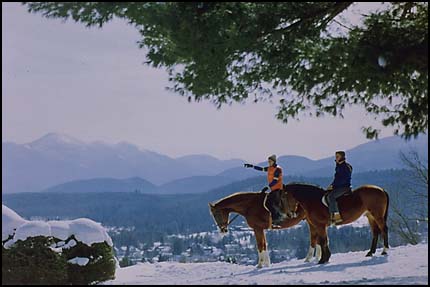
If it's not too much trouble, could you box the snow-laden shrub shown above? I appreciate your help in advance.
[2,205,115,285]
[2,236,68,285]
[62,235,116,285]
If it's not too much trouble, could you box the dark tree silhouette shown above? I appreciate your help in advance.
[23,2,428,138]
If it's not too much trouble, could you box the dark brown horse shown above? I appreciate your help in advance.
[209,191,307,268]
[282,183,390,264]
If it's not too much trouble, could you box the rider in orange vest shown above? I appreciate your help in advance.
[244,154,287,227]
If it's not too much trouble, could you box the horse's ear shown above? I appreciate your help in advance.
[208,203,215,208]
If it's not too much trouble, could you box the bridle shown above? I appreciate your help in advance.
[227,213,240,226]
[211,208,240,233]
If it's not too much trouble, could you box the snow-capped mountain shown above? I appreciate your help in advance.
[2,133,427,194]
[2,133,244,193]
[28,132,86,149]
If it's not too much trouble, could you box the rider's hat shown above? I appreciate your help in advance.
[268,154,277,162]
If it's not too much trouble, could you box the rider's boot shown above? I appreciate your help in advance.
[271,210,287,228]
[330,212,343,226]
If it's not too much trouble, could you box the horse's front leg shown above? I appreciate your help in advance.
[305,244,322,262]
[317,225,331,264]
[261,229,270,267]
[315,244,322,261]
[305,223,318,262]
[304,245,315,262]
[254,228,270,268]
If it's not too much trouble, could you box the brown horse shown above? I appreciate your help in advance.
[282,183,390,264]
[209,191,308,268]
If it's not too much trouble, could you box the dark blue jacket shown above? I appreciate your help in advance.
[331,161,352,188]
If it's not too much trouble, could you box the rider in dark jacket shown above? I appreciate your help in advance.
[327,151,353,225]
[331,160,352,189]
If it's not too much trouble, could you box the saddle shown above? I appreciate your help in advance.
[262,191,288,229]
[321,187,353,208]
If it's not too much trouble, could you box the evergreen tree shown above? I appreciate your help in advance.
[23,2,428,139]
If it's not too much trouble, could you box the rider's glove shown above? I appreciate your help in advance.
[327,185,334,191]
[260,186,269,193]
[244,163,253,168]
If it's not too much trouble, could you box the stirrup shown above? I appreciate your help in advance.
[330,220,342,226]
[271,223,282,229]
[272,215,285,226]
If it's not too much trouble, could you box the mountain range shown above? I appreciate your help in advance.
[2,132,428,194]
[218,134,428,180]
[2,133,243,194]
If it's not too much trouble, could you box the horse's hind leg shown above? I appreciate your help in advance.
[363,187,389,255]
[374,216,389,255]
[381,224,389,255]
[366,213,380,257]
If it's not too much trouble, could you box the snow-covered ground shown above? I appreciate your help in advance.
[104,243,428,285]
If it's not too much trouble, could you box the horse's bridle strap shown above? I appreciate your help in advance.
[227,213,240,226]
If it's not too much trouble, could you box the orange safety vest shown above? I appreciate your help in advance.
[267,165,283,191]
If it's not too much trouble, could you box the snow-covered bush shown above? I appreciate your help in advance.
[62,236,116,285]
[2,205,115,285]
[2,236,69,285]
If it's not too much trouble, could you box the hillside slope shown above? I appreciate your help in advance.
[104,243,428,285]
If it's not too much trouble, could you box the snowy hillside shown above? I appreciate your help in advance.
[104,243,428,285]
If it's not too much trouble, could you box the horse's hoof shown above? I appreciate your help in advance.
[318,259,327,264]
[381,251,387,256]
[256,264,263,269]
[304,258,311,262]
[365,251,373,257]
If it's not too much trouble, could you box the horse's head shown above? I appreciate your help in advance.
[208,203,229,234]
[281,186,299,218]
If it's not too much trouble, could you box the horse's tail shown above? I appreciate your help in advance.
[383,189,389,223]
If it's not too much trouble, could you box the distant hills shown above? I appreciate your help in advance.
[38,175,234,195]
[2,132,427,194]
[40,177,158,194]
[2,133,243,194]
[157,175,234,194]
[218,134,428,180]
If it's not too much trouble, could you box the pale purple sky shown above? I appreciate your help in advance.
[2,2,395,162]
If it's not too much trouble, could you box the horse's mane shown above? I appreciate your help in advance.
[284,182,326,201]
[213,191,262,208]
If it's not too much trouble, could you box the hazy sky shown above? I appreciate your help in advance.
[2,2,396,162]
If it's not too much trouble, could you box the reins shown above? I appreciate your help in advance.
[227,213,240,226]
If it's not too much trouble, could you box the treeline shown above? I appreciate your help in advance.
[3,169,426,249]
